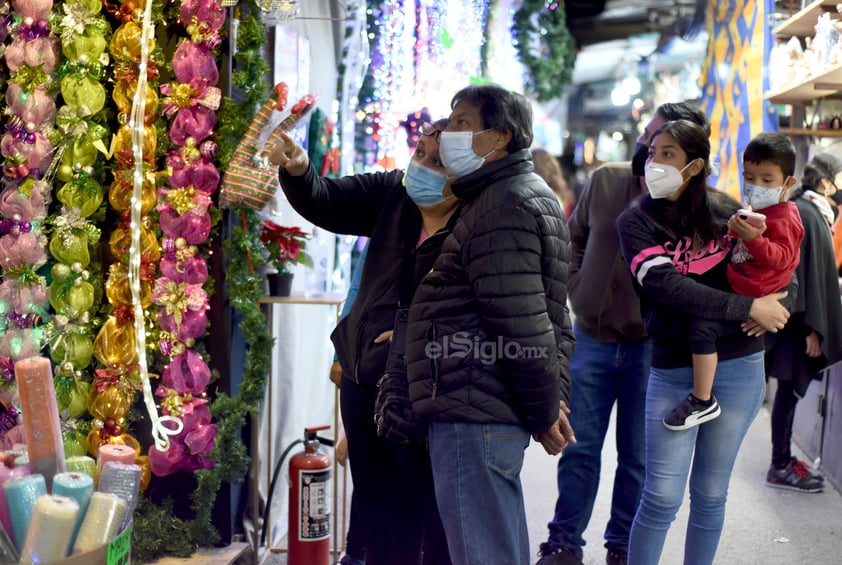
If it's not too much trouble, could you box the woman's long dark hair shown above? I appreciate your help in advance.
[640,119,739,244]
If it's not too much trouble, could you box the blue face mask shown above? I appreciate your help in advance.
[439,129,494,177]
[404,160,449,206]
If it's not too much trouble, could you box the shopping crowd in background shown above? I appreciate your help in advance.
[270,86,842,565]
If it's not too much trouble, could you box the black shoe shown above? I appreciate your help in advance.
[766,460,824,493]
[536,543,584,565]
[663,394,721,430]
[789,457,824,483]
[606,547,628,565]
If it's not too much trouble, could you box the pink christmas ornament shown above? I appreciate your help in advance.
[162,349,211,393]
[11,0,54,21]
[169,106,216,146]
[158,208,211,243]
[0,233,47,270]
[5,86,57,128]
[0,184,47,222]
[5,37,57,73]
[180,0,226,34]
[172,41,219,86]
[166,157,220,193]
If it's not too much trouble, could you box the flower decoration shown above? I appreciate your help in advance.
[259,220,313,275]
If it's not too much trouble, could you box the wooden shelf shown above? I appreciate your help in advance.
[779,127,842,137]
[773,0,839,37]
[765,63,842,104]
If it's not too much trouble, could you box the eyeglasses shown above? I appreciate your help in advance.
[420,121,444,140]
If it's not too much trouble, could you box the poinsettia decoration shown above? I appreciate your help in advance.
[259,220,313,274]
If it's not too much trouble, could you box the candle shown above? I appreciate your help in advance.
[72,492,126,553]
[18,494,78,564]
[14,357,66,490]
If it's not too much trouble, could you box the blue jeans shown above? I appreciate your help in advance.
[546,330,649,559]
[628,352,765,565]
[429,421,531,565]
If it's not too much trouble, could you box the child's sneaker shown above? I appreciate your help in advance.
[766,460,824,492]
[663,394,721,430]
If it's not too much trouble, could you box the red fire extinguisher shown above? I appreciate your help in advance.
[288,425,332,565]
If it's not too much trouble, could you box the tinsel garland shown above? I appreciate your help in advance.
[511,0,577,102]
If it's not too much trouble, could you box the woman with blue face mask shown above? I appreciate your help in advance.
[268,118,459,565]
[617,120,796,565]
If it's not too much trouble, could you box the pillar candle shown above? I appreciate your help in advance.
[14,357,66,491]
[72,492,126,554]
[96,444,135,483]
[3,474,46,552]
[18,494,78,564]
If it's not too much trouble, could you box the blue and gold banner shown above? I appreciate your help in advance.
[701,0,776,198]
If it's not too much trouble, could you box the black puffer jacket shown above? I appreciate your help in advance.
[279,165,421,385]
[405,150,574,434]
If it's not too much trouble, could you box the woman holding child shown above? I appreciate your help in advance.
[617,120,794,564]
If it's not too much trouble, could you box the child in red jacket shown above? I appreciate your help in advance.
[664,133,804,430]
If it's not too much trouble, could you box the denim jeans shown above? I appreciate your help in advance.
[546,329,650,559]
[429,421,531,565]
[628,351,765,565]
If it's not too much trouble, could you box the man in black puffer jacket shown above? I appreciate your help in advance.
[405,85,576,565]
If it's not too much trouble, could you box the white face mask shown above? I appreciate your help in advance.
[439,129,494,177]
[645,161,695,199]
[742,182,785,211]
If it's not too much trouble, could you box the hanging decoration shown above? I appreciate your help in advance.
[0,0,56,447]
[511,0,577,102]
[49,0,112,459]
[147,0,225,477]
[90,0,164,490]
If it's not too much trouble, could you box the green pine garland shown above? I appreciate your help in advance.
[512,0,577,102]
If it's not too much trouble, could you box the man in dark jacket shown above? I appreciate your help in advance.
[405,85,576,565]
[536,102,709,565]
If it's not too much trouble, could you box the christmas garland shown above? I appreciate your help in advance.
[49,0,111,461]
[0,0,57,443]
[132,0,272,559]
[511,0,577,102]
